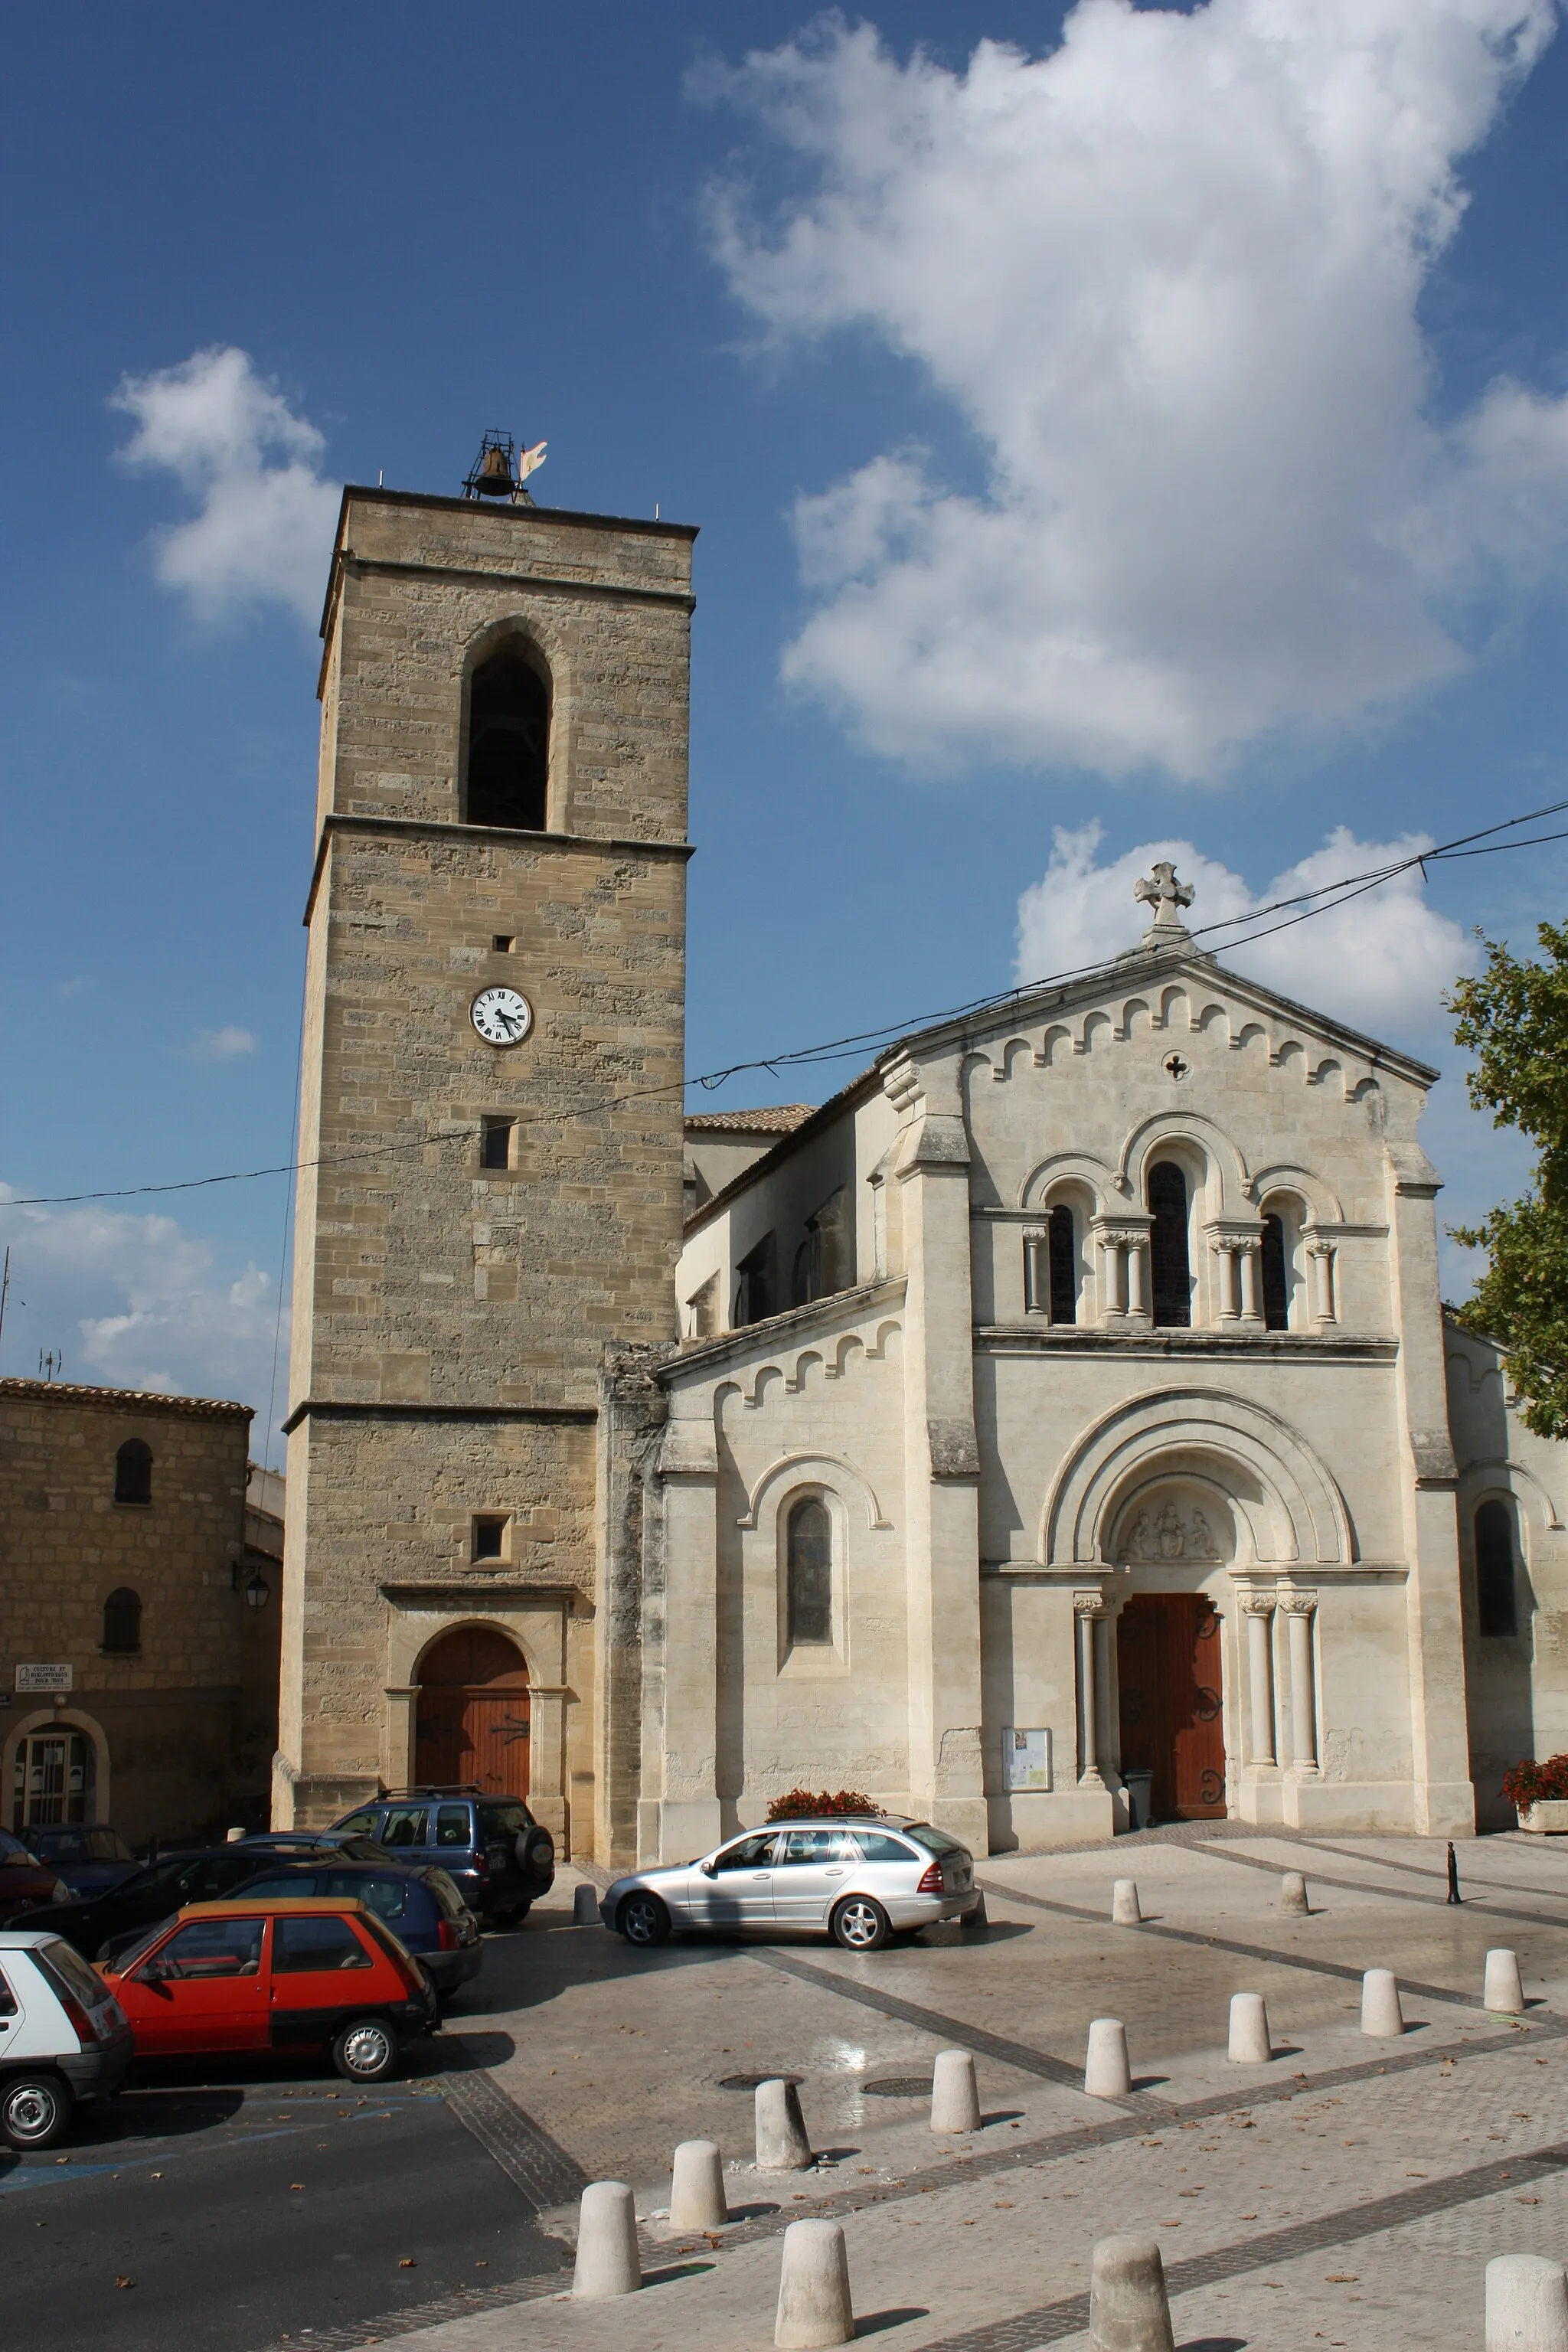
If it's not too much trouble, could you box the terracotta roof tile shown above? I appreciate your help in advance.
[684,1105,815,1135]
[0,1377,252,1419]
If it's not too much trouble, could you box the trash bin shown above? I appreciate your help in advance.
[1122,1769,1153,1831]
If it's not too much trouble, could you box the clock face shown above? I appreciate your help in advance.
[470,985,534,1048]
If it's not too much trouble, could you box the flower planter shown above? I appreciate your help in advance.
[1517,1801,1568,1834]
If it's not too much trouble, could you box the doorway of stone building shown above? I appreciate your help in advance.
[1116,1594,1226,1821]
[12,1728,96,1832]
[413,1627,531,1800]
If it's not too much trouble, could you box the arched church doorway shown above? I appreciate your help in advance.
[1112,1483,1231,1821]
[414,1626,531,1799]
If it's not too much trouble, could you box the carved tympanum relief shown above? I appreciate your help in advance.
[1112,1484,1234,1568]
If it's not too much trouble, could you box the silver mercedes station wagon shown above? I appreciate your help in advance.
[600,1818,978,1951]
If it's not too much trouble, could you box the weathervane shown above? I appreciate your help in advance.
[1133,861,1194,945]
[462,429,548,505]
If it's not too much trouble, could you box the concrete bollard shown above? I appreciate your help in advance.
[1487,2255,1568,2352]
[1088,2233,1176,2352]
[670,2138,727,2230]
[756,2077,815,2171]
[1281,1870,1309,1916]
[572,2180,641,2299]
[1485,1949,1526,2015]
[572,1881,600,1926]
[930,2049,982,2134]
[1361,1967,1405,2037]
[775,2217,854,2349]
[1227,1991,1272,2063]
[1112,1879,1142,1926]
[1084,2017,1133,2099]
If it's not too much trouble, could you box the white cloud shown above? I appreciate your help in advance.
[0,1187,287,1449]
[185,1025,259,1061]
[1015,823,1475,1044]
[704,2,1568,779]
[112,346,341,623]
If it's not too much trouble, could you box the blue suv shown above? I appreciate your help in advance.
[332,1788,555,1926]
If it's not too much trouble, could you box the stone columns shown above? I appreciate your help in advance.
[1237,1240,1261,1324]
[1240,1592,1276,1766]
[1212,1239,1241,1321]
[1023,1229,1047,1315]
[1279,1589,1318,1770]
[1099,1233,1127,1315]
[1075,1592,1109,1788]
[1307,1235,1338,1324]
[1126,1239,1148,1318]
[1093,1218,1151,1321]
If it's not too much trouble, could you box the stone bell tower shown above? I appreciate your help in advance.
[274,445,695,1860]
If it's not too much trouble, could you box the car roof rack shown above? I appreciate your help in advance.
[376,1785,485,1800]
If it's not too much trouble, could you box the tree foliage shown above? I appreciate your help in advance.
[1449,921,1568,1439]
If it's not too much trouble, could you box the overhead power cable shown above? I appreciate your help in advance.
[5,794,1566,1211]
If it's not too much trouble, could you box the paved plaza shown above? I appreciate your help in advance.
[310,1829,1568,2351]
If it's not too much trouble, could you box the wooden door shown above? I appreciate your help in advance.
[1116,1594,1226,1821]
[414,1628,531,1799]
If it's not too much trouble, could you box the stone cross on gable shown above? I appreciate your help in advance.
[1134,860,1194,942]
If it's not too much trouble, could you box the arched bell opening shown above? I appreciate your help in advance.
[462,639,551,831]
[413,1625,532,1800]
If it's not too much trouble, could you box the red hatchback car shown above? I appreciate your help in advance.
[98,1899,438,2083]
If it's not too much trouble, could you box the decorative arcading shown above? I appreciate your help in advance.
[959,986,1383,1102]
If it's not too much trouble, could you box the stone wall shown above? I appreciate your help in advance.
[0,1379,276,1842]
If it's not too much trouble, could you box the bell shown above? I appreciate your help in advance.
[474,441,515,495]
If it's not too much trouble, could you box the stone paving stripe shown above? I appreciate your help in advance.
[909,2138,1568,2352]
[1197,1840,1568,1934]
[253,2267,566,2352]
[978,1874,1479,2005]
[1292,1836,1568,1906]
[437,2069,588,2210]
[747,1946,1154,2113]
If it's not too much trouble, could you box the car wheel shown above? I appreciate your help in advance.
[331,2017,402,2083]
[495,1900,531,1928]
[1,2073,74,2150]
[831,1896,891,1952]
[617,1890,671,1947]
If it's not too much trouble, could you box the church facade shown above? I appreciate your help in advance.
[274,475,1566,1860]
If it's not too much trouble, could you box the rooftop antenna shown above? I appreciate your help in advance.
[377,469,384,487]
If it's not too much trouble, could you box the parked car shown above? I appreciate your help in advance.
[0,1831,71,1927]
[331,1789,554,1925]
[18,1825,139,1900]
[602,1817,978,1950]
[230,1860,482,2001]
[22,1838,400,1962]
[0,1929,135,2148]
[99,1898,438,2082]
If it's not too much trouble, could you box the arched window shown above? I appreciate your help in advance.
[1047,1204,1076,1325]
[1475,1498,1518,1637]
[101,1588,142,1655]
[1148,1161,1191,1328]
[1261,1213,1290,1331]
[113,1439,152,1506]
[786,1497,833,1646]
[466,642,550,830]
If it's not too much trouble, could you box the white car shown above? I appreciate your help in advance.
[0,1929,135,2148]
[601,1816,979,1951]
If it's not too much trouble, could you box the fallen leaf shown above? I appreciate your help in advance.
[398,2259,416,2269]
[290,2183,305,2191]
[1325,2275,1358,2285]
[1518,2197,1541,2206]
[115,2277,134,2291]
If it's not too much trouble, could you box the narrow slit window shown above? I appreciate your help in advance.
[1261,1213,1290,1330]
[113,1439,152,1505]
[1047,1204,1076,1325]
[1475,1498,1518,1637]
[786,1497,833,1646]
[480,1119,513,1171]
[1148,1161,1191,1328]
[472,1515,508,1563]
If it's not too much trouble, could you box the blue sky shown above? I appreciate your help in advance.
[2,1,1566,1443]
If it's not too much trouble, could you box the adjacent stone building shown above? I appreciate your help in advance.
[0,1380,281,1842]
[273,469,1564,1860]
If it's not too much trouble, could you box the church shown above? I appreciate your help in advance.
[273,461,1566,1862]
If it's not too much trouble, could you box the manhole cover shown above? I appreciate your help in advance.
[861,2076,931,2098]
[717,2072,805,2092]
